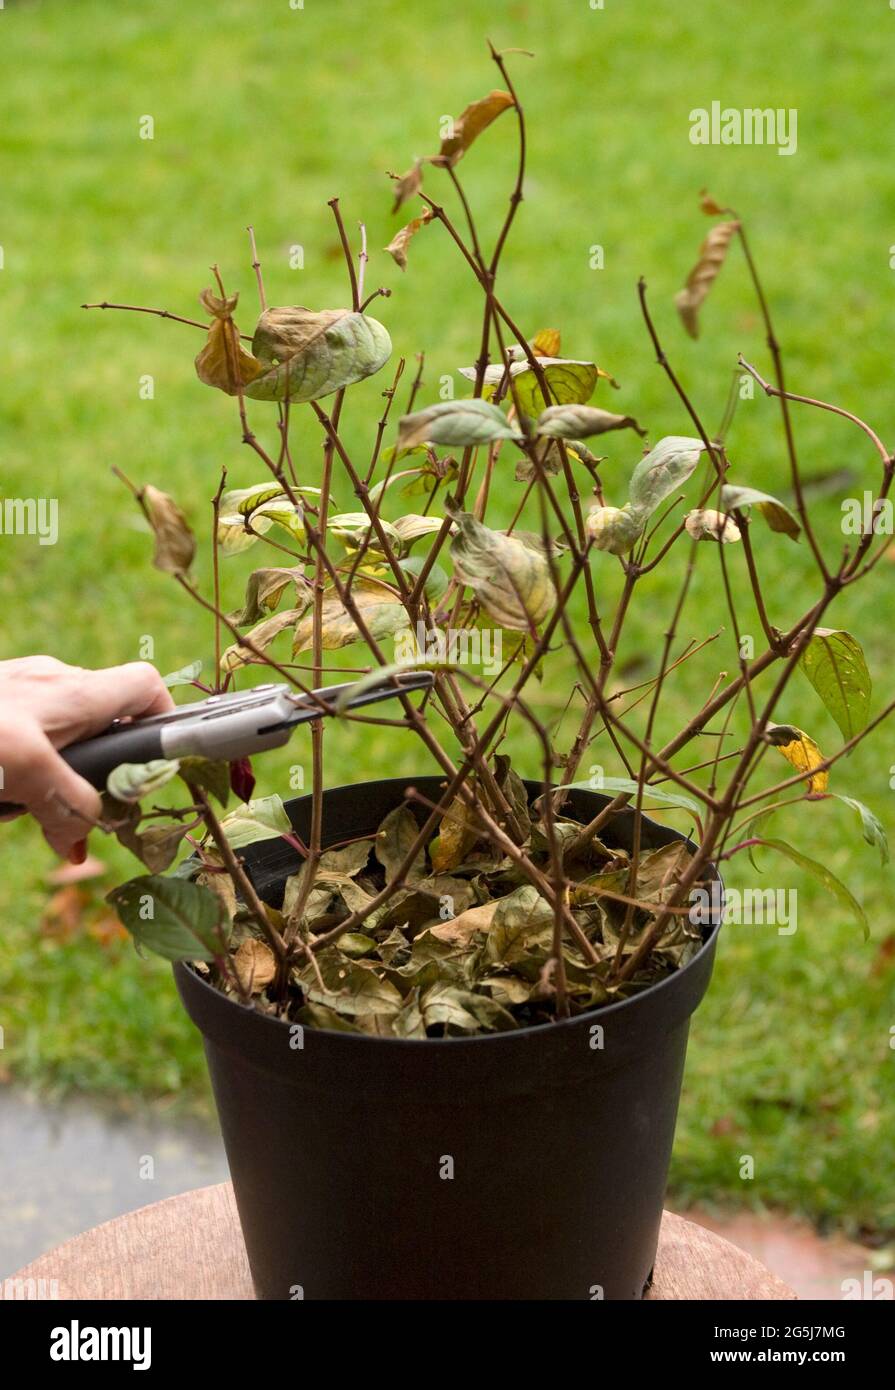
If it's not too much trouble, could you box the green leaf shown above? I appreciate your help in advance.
[627,436,705,517]
[566,776,702,815]
[245,308,392,403]
[397,399,518,452]
[399,553,449,602]
[449,509,556,631]
[719,484,801,541]
[162,661,203,689]
[106,759,181,805]
[798,629,871,743]
[107,874,224,961]
[833,794,889,865]
[218,795,292,848]
[178,756,231,807]
[755,837,869,939]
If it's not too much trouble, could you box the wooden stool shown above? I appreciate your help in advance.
[5,1182,797,1300]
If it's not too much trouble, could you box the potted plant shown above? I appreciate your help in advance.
[86,50,892,1299]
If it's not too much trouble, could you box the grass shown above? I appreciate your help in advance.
[1,0,894,1240]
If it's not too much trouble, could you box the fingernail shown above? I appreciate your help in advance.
[68,839,87,865]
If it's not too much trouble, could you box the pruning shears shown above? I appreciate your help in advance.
[0,670,434,815]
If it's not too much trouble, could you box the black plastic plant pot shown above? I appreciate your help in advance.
[174,776,721,1301]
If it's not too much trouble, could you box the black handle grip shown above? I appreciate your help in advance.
[0,723,165,816]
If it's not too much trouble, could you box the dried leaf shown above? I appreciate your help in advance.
[699,188,727,215]
[418,981,517,1033]
[719,483,801,541]
[449,509,556,630]
[429,796,479,873]
[374,805,426,885]
[384,207,432,271]
[429,899,497,947]
[194,288,264,395]
[436,89,514,166]
[675,220,741,338]
[141,485,195,576]
[233,938,277,994]
[390,159,424,213]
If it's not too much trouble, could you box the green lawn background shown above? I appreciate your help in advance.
[1,0,894,1240]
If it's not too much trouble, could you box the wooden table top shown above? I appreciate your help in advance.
[6,1182,797,1300]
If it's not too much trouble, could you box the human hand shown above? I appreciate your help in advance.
[0,656,174,858]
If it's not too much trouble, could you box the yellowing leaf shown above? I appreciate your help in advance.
[585,504,644,555]
[459,356,601,418]
[449,509,556,631]
[532,328,561,357]
[766,723,829,794]
[230,566,311,626]
[292,579,408,654]
[194,288,264,396]
[684,508,742,543]
[220,608,307,672]
[245,306,391,404]
[675,220,741,339]
[437,89,514,166]
[384,207,432,271]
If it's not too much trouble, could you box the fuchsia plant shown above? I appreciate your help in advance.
[86,49,891,1036]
